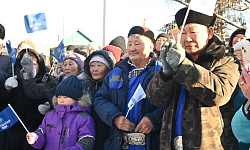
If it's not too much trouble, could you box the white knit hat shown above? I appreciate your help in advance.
[89,55,110,69]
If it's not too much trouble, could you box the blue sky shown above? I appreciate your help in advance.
[1,0,249,53]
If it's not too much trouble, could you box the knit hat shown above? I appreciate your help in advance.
[109,36,126,52]
[63,52,86,72]
[156,33,169,41]
[175,7,217,28]
[229,28,246,47]
[55,75,83,100]
[102,45,122,64]
[89,54,111,69]
[0,24,5,40]
[128,26,155,43]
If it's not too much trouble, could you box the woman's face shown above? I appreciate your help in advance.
[63,59,81,76]
[90,61,109,81]
[28,53,39,75]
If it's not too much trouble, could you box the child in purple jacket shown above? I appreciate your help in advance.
[26,75,95,150]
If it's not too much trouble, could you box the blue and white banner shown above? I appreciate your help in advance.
[24,12,47,33]
[52,39,65,63]
[6,40,17,65]
[0,106,18,132]
[189,0,217,16]
[127,83,146,111]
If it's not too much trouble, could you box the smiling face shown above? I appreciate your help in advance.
[232,34,247,47]
[62,59,81,76]
[57,96,77,105]
[90,61,109,81]
[180,23,213,60]
[127,34,154,67]
[155,37,168,52]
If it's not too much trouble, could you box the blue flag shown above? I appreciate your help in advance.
[6,40,17,65]
[52,39,65,63]
[0,106,18,132]
[24,12,47,33]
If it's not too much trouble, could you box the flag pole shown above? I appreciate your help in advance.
[8,104,30,133]
[177,6,191,43]
[12,64,14,77]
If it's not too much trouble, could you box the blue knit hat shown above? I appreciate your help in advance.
[55,75,83,100]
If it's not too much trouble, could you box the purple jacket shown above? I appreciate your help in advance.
[31,103,95,150]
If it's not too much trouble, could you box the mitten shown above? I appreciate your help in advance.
[166,42,186,71]
[42,73,56,89]
[38,102,51,115]
[20,54,34,73]
[160,40,174,75]
[4,75,18,91]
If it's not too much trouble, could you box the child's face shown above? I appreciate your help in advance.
[57,96,77,105]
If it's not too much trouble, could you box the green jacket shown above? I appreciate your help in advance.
[146,35,239,150]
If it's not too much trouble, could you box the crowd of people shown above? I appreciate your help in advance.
[0,6,250,150]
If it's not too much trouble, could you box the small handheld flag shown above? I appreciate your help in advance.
[126,83,146,117]
[6,40,17,76]
[0,105,18,132]
[52,39,65,63]
[6,40,17,65]
[24,12,47,33]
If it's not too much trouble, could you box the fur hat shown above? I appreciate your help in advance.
[63,52,86,72]
[109,36,126,52]
[175,7,217,28]
[0,24,5,40]
[128,26,155,43]
[17,40,36,50]
[55,75,83,100]
[229,28,246,47]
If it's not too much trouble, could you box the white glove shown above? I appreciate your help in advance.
[4,75,18,91]
[38,102,51,115]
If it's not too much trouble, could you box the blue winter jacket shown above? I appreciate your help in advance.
[94,57,165,150]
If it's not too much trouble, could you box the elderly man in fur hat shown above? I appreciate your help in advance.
[146,7,240,150]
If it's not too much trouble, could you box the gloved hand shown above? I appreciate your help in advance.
[4,75,18,91]
[20,54,34,73]
[42,73,56,89]
[166,42,185,71]
[38,102,51,115]
[160,40,174,75]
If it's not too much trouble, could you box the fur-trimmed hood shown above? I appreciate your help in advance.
[52,91,92,113]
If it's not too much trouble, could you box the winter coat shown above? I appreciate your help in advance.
[31,94,95,150]
[146,35,240,150]
[94,56,165,150]
[0,54,12,109]
[82,50,114,150]
[0,48,48,150]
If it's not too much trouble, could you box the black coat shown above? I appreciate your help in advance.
[0,49,47,150]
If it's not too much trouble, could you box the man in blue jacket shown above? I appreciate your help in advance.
[94,26,164,150]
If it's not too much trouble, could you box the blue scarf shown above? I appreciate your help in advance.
[175,86,186,136]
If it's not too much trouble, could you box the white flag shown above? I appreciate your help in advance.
[127,83,146,111]
[189,0,217,16]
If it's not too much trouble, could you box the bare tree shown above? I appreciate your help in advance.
[160,0,249,42]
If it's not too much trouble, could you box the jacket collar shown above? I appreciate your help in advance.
[186,35,226,63]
